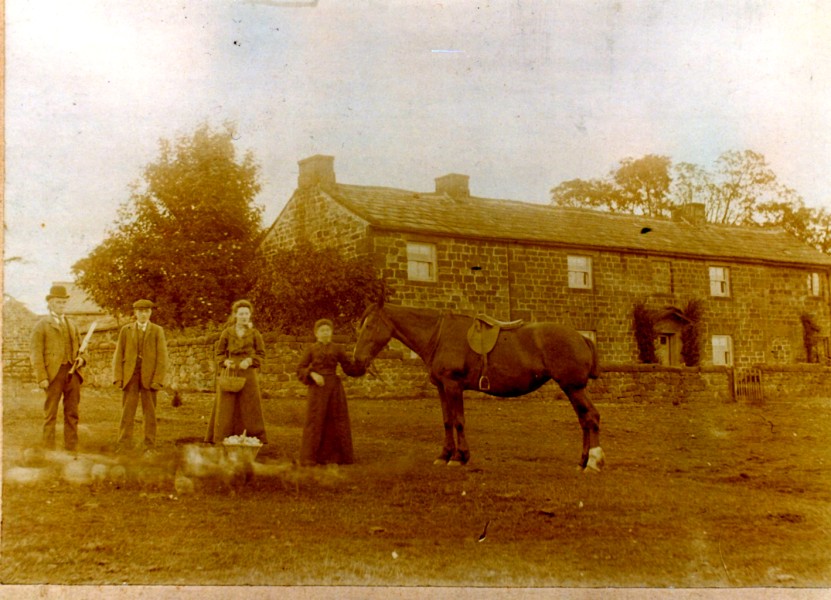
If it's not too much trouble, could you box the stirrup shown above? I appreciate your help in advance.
[479,376,490,391]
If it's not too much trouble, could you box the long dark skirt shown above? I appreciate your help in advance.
[205,368,267,444]
[300,375,353,465]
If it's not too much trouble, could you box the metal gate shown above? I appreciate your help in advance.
[732,367,764,402]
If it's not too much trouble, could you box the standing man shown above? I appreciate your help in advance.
[30,284,87,452]
[112,299,169,455]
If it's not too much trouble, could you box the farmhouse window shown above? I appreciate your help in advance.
[577,330,596,343]
[407,242,436,282]
[807,272,821,297]
[711,335,733,366]
[709,266,730,297]
[568,256,592,289]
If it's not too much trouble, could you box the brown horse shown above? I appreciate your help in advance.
[353,303,605,472]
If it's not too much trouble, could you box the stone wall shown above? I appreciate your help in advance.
[758,364,831,400]
[368,232,831,368]
[260,186,369,259]
[74,332,830,403]
[81,333,434,400]
[2,296,37,381]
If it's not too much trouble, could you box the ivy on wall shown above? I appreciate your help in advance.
[801,313,822,363]
[632,302,657,364]
[681,299,704,367]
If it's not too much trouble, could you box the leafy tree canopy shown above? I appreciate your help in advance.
[550,149,830,253]
[249,242,388,336]
[73,122,264,328]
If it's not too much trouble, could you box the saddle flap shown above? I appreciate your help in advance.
[467,320,501,355]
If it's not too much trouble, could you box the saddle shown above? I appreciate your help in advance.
[466,314,524,390]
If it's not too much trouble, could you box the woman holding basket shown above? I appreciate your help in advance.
[205,300,268,444]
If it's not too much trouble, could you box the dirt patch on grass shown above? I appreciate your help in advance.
[2,380,830,587]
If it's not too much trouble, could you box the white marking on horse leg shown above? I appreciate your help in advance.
[583,446,605,473]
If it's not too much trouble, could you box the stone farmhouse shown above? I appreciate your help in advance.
[261,155,831,370]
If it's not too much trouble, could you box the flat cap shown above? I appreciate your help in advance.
[132,299,156,309]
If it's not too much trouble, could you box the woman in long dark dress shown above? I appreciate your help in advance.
[205,300,268,444]
[297,319,362,465]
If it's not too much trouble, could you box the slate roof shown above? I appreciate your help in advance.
[54,282,107,315]
[321,184,831,267]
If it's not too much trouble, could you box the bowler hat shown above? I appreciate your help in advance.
[132,299,155,309]
[46,285,70,301]
[314,318,334,332]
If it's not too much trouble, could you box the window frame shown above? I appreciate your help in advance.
[807,272,821,297]
[567,255,593,290]
[406,241,437,282]
[709,266,731,297]
[711,335,734,366]
[577,330,597,344]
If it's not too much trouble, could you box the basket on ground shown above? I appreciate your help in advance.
[222,432,263,462]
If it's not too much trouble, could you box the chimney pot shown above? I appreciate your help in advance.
[435,173,470,198]
[298,155,335,189]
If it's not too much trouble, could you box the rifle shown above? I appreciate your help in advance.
[68,320,98,378]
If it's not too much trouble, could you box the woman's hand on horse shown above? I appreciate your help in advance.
[223,359,233,368]
[239,358,252,370]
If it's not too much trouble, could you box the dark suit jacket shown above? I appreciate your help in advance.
[30,315,86,384]
[112,322,169,390]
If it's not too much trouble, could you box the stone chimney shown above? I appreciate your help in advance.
[672,202,707,225]
[435,173,470,198]
[297,155,336,189]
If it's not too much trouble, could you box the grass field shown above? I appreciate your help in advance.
[1,378,829,587]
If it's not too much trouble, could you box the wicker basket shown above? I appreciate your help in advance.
[222,442,262,462]
[217,367,246,392]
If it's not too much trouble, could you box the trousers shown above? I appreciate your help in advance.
[117,366,157,450]
[43,363,81,451]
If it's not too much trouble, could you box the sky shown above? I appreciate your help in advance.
[4,0,831,314]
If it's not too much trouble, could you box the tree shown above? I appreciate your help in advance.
[756,190,831,254]
[551,149,831,255]
[707,150,778,225]
[550,154,672,216]
[73,122,263,328]
[549,178,619,212]
[669,161,714,210]
[613,154,673,217]
[249,243,388,335]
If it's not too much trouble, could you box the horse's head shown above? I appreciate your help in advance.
[352,303,394,370]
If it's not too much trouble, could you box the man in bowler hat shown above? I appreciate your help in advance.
[30,285,87,451]
[112,299,169,454]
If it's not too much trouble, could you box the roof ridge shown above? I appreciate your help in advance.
[313,182,831,266]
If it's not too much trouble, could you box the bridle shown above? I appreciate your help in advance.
[361,304,445,366]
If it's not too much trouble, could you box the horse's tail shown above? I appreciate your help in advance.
[584,335,600,379]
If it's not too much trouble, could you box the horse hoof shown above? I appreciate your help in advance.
[446,460,463,467]
[433,458,449,466]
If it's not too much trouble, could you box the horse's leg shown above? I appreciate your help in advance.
[434,383,456,465]
[563,385,604,472]
[445,381,470,466]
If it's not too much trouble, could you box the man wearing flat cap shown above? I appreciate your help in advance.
[112,299,168,454]
[30,284,87,451]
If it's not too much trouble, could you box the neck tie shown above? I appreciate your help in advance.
[138,325,145,359]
